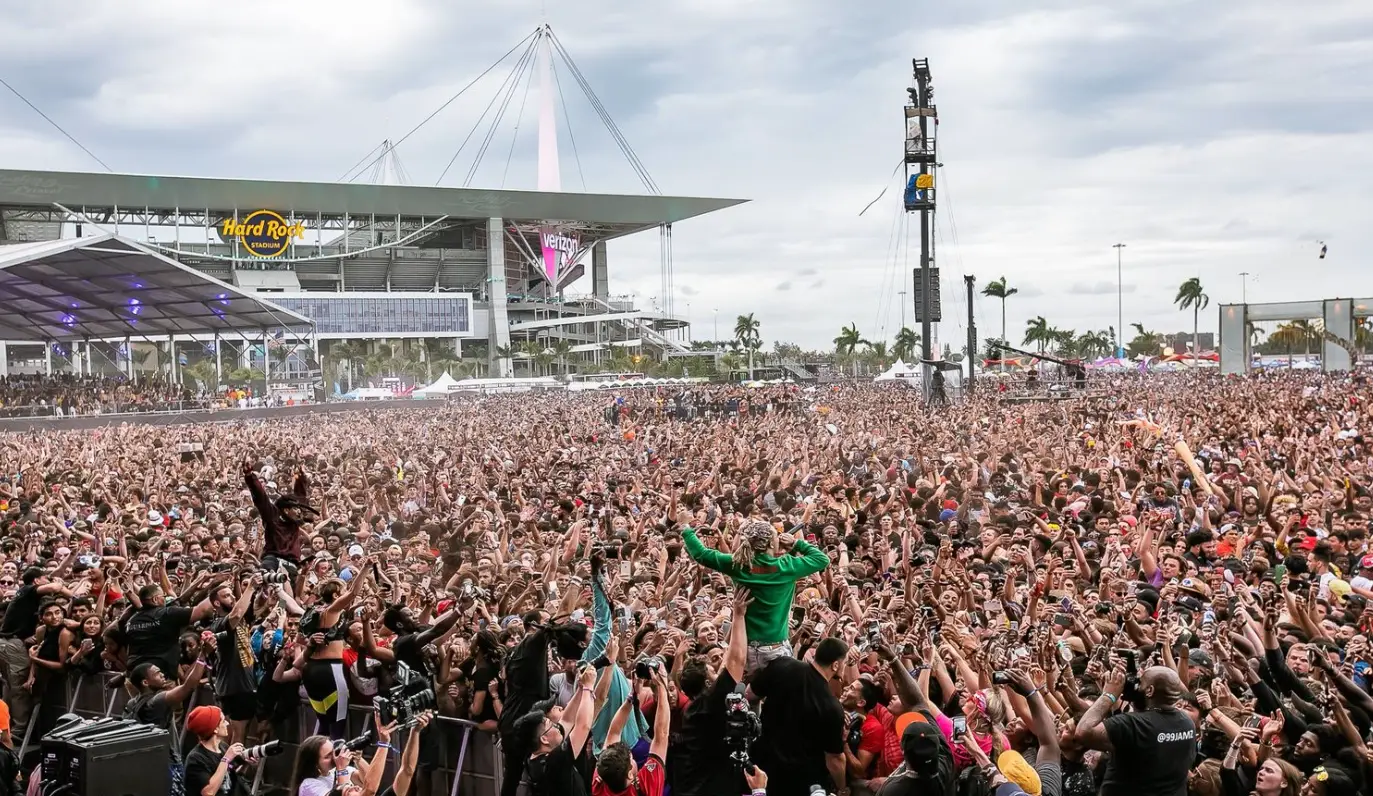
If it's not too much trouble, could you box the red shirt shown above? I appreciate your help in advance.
[591,752,665,796]
[872,704,901,777]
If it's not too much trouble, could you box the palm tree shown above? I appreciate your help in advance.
[550,340,574,376]
[734,313,762,380]
[1126,323,1164,359]
[833,323,866,376]
[1023,316,1052,353]
[1174,278,1210,356]
[1269,322,1306,366]
[1291,320,1319,360]
[183,360,218,394]
[865,340,890,370]
[981,277,1019,344]
[892,327,920,361]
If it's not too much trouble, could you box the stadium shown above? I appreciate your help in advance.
[0,25,746,392]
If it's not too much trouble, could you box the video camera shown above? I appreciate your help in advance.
[722,692,762,775]
[374,662,437,730]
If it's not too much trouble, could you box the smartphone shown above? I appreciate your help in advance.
[814,623,827,637]
[952,715,968,739]
[619,560,632,578]
[1243,714,1263,730]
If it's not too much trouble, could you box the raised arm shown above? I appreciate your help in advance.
[681,527,734,574]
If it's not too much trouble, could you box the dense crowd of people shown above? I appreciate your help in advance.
[0,370,1369,796]
[0,374,194,417]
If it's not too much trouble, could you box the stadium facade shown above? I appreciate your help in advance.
[0,168,743,380]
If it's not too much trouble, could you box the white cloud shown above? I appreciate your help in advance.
[1,0,1371,350]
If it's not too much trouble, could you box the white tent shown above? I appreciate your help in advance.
[874,359,920,382]
[413,371,460,398]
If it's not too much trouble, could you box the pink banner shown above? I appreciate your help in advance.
[540,227,579,284]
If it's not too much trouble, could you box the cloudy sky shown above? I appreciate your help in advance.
[1,0,1370,352]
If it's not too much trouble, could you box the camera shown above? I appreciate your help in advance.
[991,670,1012,686]
[231,739,285,769]
[723,692,762,774]
[261,570,290,586]
[634,655,664,680]
[373,663,437,730]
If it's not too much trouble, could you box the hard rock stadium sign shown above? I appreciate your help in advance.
[221,210,306,258]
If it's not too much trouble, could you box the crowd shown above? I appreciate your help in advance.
[0,370,1368,796]
[0,374,194,417]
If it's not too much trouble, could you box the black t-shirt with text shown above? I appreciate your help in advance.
[212,616,257,697]
[125,605,194,676]
[1101,707,1197,796]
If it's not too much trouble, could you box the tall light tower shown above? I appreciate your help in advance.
[904,59,939,400]
[1113,243,1126,356]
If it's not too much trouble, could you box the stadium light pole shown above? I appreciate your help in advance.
[713,308,718,343]
[1239,271,1249,304]
[1113,243,1126,356]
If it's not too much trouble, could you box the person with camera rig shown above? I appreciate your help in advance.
[184,704,283,796]
[672,587,752,796]
[681,514,829,673]
[243,459,318,575]
[1073,662,1195,796]
[288,708,406,796]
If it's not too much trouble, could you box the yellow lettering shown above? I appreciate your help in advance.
[249,221,265,236]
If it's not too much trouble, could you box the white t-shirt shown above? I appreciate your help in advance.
[298,767,357,796]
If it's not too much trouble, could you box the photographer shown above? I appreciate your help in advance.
[1073,664,1195,796]
[184,706,247,796]
[672,587,751,796]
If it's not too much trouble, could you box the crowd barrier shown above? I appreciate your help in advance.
[22,671,500,796]
[0,398,217,419]
[0,398,423,432]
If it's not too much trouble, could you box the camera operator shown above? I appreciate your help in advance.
[1073,663,1195,796]
[184,705,248,796]
[672,587,751,796]
[593,666,672,796]
[360,602,461,787]
[746,637,848,796]
[498,610,591,796]
[242,459,317,574]
[289,709,398,796]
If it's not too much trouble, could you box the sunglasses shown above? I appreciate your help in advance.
[0,581,13,587]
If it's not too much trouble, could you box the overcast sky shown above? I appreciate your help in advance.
[1,0,1370,351]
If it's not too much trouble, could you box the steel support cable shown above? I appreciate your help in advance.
[0,76,113,172]
[340,27,540,183]
[338,140,389,183]
[464,40,539,187]
[555,41,658,194]
[437,39,538,185]
[547,32,659,194]
[500,44,539,188]
[551,57,588,191]
[870,200,905,336]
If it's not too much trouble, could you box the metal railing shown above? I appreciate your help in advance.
[27,672,499,796]
[0,398,219,419]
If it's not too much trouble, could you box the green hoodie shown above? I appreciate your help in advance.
[681,527,830,644]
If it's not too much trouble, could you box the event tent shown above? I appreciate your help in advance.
[0,233,312,341]
[413,371,460,398]
[874,359,920,382]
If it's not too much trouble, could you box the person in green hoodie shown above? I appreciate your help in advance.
[681,516,830,675]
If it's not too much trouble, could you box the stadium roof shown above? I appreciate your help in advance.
[0,233,312,341]
[0,169,747,226]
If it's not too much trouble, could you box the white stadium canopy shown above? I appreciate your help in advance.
[0,233,311,341]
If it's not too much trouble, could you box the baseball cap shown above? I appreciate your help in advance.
[997,750,1041,796]
[901,715,944,778]
[1360,555,1373,571]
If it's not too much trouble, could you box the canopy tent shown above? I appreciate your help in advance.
[0,233,312,342]
[874,359,920,382]
[413,371,460,398]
